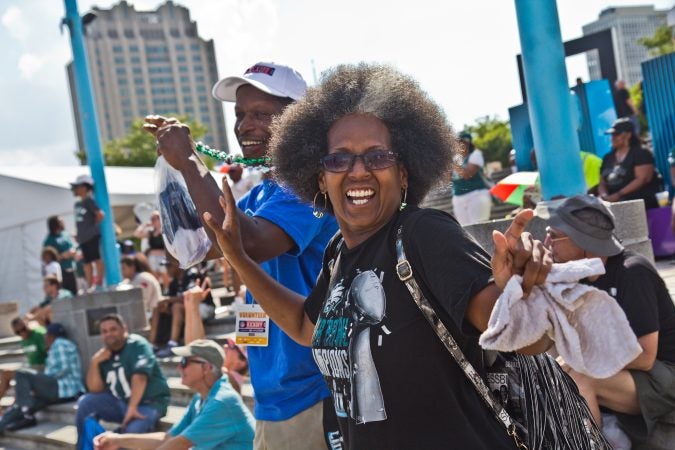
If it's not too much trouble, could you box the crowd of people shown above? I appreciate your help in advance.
[1,61,672,450]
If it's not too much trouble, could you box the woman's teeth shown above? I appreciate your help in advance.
[346,189,375,205]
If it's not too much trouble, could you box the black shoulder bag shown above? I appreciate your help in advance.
[394,225,612,450]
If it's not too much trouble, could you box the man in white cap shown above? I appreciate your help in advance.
[93,339,255,449]
[144,62,338,449]
[545,195,675,446]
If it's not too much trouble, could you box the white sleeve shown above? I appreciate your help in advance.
[467,149,484,167]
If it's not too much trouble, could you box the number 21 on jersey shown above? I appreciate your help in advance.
[106,367,131,398]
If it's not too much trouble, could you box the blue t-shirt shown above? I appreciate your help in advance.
[169,375,255,450]
[238,179,337,421]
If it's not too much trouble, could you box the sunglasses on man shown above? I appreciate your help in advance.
[179,357,208,369]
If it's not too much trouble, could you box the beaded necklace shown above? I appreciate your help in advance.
[195,141,272,168]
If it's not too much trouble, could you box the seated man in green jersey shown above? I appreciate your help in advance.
[0,318,48,406]
[76,314,170,448]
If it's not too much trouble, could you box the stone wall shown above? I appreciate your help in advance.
[464,199,653,262]
[52,288,147,372]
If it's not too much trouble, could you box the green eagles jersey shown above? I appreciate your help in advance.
[99,334,170,416]
[21,327,47,367]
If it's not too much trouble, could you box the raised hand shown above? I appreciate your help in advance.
[183,278,212,310]
[202,177,247,267]
[143,115,194,169]
[492,209,552,297]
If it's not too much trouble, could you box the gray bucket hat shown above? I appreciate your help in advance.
[547,195,624,257]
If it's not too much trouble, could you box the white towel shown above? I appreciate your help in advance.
[479,258,642,379]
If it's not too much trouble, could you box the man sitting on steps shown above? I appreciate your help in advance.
[0,323,84,432]
[76,314,170,448]
[93,339,255,450]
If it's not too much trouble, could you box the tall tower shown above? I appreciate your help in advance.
[582,5,667,87]
[67,0,228,155]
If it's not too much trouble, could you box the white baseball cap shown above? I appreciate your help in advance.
[70,174,94,188]
[212,62,307,102]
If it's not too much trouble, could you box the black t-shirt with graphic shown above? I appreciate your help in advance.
[600,146,660,209]
[589,251,675,363]
[305,207,514,450]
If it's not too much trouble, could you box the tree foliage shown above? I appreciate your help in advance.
[638,26,674,57]
[76,115,215,168]
[629,82,648,134]
[464,115,513,165]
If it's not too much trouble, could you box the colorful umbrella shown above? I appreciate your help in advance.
[490,171,539,206]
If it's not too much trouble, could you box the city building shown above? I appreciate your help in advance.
[67,0,228,155]
[582,5,667,87]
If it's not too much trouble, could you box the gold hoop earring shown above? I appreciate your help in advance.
[313,191,327,218]
[400,188,408,211]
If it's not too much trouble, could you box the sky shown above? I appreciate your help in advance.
[1,0,673,167]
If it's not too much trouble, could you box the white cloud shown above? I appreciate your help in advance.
[1,6,29,41]
[17,53,43,79]
[0,141,80,167]
[184,0,280,70]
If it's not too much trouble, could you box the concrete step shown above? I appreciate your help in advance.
[0,422,76,450]
[0,337,22,353]
[0,349,28,366]
[34,400,186,433]
[203,315,236,337]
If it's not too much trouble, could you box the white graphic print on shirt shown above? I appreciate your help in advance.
[312,269,387,424]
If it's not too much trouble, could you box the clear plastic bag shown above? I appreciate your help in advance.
[155,156,211,268]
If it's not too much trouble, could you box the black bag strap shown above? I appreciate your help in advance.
[394,225,527,450]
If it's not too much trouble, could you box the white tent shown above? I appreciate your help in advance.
[0,166,160,312]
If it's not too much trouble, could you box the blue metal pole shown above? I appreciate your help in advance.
[514,0,586,199]
[63,0,121,285]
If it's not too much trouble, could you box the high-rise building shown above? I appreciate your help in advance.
[67,0,228,155]
[582,5,667,87]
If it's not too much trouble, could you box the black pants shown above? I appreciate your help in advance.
[62,269,77,296]
[14,369,59,411]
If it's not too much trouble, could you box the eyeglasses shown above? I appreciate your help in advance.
[179,357,208,368]
[321,150,397,173]
[545,226,570,243]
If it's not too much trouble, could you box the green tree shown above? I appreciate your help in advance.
[629,82,648,135]
[76,115,215,168]
[464,116,512,166]
[638,25,674,57]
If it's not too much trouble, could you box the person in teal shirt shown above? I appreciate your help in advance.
[93,339,254,450]
[43,216,78,295]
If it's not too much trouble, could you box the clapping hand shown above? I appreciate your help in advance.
[491,209,552,297]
